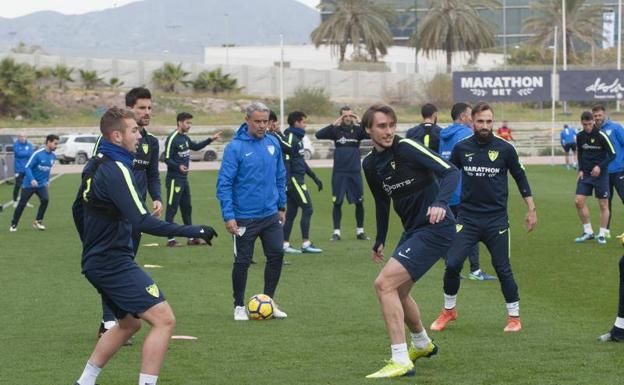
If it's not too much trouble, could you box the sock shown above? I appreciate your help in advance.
[615,317,624,329]
[283,242,290,249]
[77,361,101,385]
[333,229,341,235]
[506,301,520,317]
[302,240,311,248]
[583,223,593,234]
[103,320,116,330]
[390,343,410,366]
[599,228,608,237]
[167,238,175,242]
[444,294,457,310]
[139,373,158,385]
[471,269,481,275]
[410,330,431,349]
[356,227,364,235]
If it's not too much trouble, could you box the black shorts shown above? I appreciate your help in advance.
[576,173,609,199]
[562,143,577,153]
[332,172,363,205]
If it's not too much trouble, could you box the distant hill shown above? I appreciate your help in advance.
[0,0,319,57]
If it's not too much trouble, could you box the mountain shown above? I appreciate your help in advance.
[0,0,319,57]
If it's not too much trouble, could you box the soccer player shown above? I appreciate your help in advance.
[164,112,221,247]
[216,102,288,321]
[574,111,615,244]
[439,102,495,281]
[72,107,217,385]
[598,254,624,342]
[497,120,514,142]
[405,103,442,153]
[592,104,624,238]
[315,106,370,241]
[431,102,537,333]
[10,134,59,231]
[12,134,34,205]
[282,111,323,253]
[560,124,577,170]
[362,104,459,378]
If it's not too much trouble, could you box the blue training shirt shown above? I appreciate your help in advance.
[600,120,624,174]
[22,148,55,188]
[13,140,34,174]
[560,126,576,146]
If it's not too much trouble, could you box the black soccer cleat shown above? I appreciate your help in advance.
[330,233,341,241]
[356,232,371,240]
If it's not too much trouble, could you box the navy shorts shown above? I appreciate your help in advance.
[84,262,165,319]
[391,219,455,282]
[332,172,363,205]
[576,173,609,199]
[562,143,577,153]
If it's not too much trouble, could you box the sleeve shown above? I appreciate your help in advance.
[216,143,239,221]
[363,157,390,250]
[164,135,180,170]
[598,131,616,170]
[405,127,417,140]
[398,139,459,207]
[560,131,565,146]
[450,144,462,168]
[314,125,336,140]
[357,125,370,141]
[24,152,38,181]
[14,143,31,159]
[505,145,532,197]
[576,133,583,167]
[188,136,213,151]
[275,147,286,209]
[147,136,162,202]
[304,161,320,183]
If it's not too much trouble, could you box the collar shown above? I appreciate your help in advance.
[98,139,135,167]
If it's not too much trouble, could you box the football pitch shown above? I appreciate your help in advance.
[2,166,624,385]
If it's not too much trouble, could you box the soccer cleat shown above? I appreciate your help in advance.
[32,220,45,230]
[330,233,341,241]
[167,239,182,247]
[605,230,611,239]
[617,232,624,239]
[13,200,18,208]
[234,306,249,321]
[187,238,203,246]
[597,332,624,342]
[356,232,371,240]
[284,245,302,254]
[273,305,288,319]
[468,271,497,281]
[408,341,439,362]
[504,316,522,332]
[597,235,607,245]
[301,244,322,253]
[9,225,17,232]
[574,233,594,243]
[430,308,457,331]
[365,360,415,378]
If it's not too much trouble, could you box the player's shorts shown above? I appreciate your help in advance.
[332,172,363,205]
[576,172,609,199]
[391,219,455,282]
[562,143,577,153]
[84,262,165,319]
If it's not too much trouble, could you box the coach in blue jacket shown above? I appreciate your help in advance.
[12,134,34,203]
[217,102,289,321]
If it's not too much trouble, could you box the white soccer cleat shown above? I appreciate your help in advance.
[234,306,249,321]
[273,305,288,319]
[13,200,18,208]
[9,225,17,232]
[32,220,46,230]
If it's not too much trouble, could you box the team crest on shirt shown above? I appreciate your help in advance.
[390,161,396,169]
[606,129,612,136]
[175,186,181,193]
[488,150,499,162]
[591,138,595,143]
[142,143,149,154]
[146,284,160,298]
[267,145,275,155]
[456,224,463,233]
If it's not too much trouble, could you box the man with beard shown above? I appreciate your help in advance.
[431,102,537,333]
[406,103,442,153]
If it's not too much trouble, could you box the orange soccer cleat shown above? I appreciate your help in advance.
[430,308,457,331]
[504,316,522,332]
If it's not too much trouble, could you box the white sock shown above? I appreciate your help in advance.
[390,343,410,366]
[356,227,364,235]
[302,240,311,248]
[333,229,341,235]
[103,320,116,330]
[283,242,290,249]
[583,223,593,234]
[77,361,101,385]
[599,228,608,237]
[139,373,158,385]
[614,317,624,329]
[471,269,481,275]
[410,330,431,349]
[506,301,520,317]
[444,294,457,310]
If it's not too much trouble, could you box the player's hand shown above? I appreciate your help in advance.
[225,219,239,235]
[591,165,601,177]
[524,210,537,232]
[332,116,343,126]
[315,179,323,191]
[211,131,223,141]
[577,171,584,181]
[427,205,446,224]
[372,243,385,263]
[278,210,286,225]
[30,180,38,187]
[198,225,218,246]
[180,165,189,173]
[152,200,163,218]
[350,113,360,123]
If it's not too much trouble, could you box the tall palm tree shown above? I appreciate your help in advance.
[52,64,74,89]
[79,70,103,90]
[411,0,499,73]
[523,0,603,63]
[311,0,394,63]
[151,63,190,93]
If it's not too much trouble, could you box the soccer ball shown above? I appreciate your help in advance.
[247,294,274,320]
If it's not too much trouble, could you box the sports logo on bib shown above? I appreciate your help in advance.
[142,143,149,154]
[146,283,160,298]
[175,186,181,193]
[267,145,275,155]
[488,150,499,162]
[390,161,396,169]
[456,224,463,233]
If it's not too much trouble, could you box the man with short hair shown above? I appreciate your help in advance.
[574,111,615,244]
[431,102,537,333]
[72,107,217,385]
[406,103,442,153]
[164,112,221,247]
[315,106,369,241]
[217,102,289,321]
[282,111,323,253]
[12,134,34,206]
[10,134,58,231]
[362,104,459,379]
[560,124,578,170]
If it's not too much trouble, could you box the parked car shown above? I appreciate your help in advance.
[56,134,99,164]
[0,134,16,152]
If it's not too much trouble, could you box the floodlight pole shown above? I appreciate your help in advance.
[562,0,568,114]
[280,33,285,131]
[551,26,558,166]
[225,13,230,66]
[617,0,622,112]
[503,0,507,70]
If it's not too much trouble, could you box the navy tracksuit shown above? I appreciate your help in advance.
[576,127,615,199]
[405,122,442,153]
[444,134,533,304]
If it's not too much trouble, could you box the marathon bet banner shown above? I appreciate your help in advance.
[453,71,551,102]
[559,70,624,101]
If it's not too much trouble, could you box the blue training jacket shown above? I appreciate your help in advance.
[23,148,55,188]
[13,140,34,174]
[217,123,287,222]
[601,120,624,174]
[439,123,474,206]
[560,126,576,146]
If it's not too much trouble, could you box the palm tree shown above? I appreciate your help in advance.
[411,0,499,73]
[107,77,125,91]
[51,64,74,89]
[193,69,239,94]
[151,62,190,93]
[311,0,394,63]
[0,58,37,116]
[523,0,603,63]
[79,70,103,90]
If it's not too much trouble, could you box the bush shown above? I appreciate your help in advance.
[0,58,49,119]
[383,79,417,107]
[285,87,333,116]
[193,69,239,94]
[152,63,190,93]
[421,74,452,108]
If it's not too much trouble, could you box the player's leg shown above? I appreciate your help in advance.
[138,301,177,382]
[599,256,624,342]
[351,173,369,240]
[331,172,344,240]
[232,219,258,320]
[398,280,438,361]
[259,214,286,317]
[283,189,300,253]
[10,188,35,229]
[179,181,198,245]
[574,186,594,242]
[32,187,49,229]
[596,173,611,243]
[12,172,24,202]
[165,177,183,246]
[299,187,321,253]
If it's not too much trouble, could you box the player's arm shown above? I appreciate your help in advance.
[576,133,583,173]
[505,145,536,231]
[275,145,287,219]
[24,153,38,184]
[357,125,370,140]
[363,159,390,258]
[304,161,323,191]
[560,131,565,146]
[598,131,616,171]
[146,135,162,203]
[164,134,181,171]
[187,135,213,151]
[315,124,336,140]
[216,143,239,224]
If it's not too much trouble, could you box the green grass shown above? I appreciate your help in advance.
[1,166,624,384]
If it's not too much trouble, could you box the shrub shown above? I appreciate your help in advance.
[285,87,333,116]
[193,69,239,94]
[421,73,453,108]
